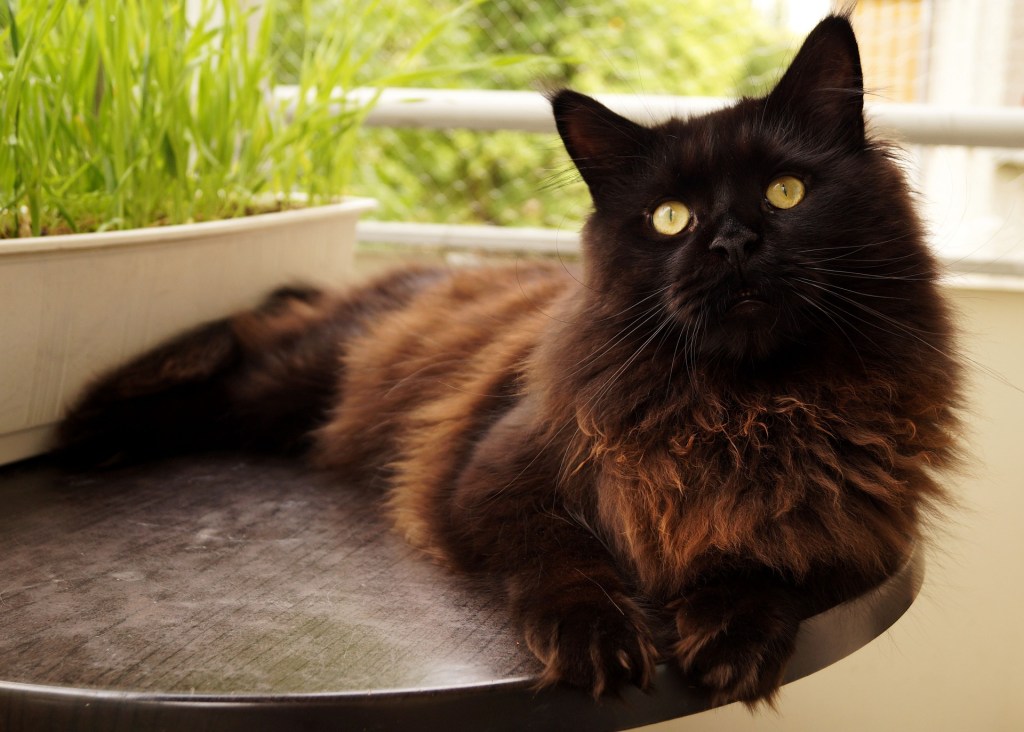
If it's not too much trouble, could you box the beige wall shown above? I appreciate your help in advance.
[640,282,1024,731]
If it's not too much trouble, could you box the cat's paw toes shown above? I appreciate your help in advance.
[526,599,657,697]
[673,593,799,707]
[674,626,786,706]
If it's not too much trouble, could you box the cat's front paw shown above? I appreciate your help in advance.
[523,593,657,698]
[672,586,800,707]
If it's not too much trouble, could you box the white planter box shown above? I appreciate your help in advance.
[0,198,376,466]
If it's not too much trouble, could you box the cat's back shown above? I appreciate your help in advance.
[312,262,574,490]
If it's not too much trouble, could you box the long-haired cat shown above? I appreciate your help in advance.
[58,15,961,706]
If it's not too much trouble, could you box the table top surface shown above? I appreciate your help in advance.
[0,453,923,732]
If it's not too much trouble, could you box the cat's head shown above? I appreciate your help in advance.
[552,15,940,366]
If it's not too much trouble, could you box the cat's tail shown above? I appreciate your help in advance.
[56,284,348,469]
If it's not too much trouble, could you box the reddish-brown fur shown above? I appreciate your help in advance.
[58,16,962,707]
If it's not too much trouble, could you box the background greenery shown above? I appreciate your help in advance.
[336,0,795,228]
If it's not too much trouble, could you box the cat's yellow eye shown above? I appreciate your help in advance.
[765,176,806,209]
[651,201,691,235]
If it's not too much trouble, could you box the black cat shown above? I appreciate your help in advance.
[59,15,962,706]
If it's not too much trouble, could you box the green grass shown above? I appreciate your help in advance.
[0,0,511,237]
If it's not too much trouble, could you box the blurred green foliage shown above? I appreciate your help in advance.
[326,0,796,228]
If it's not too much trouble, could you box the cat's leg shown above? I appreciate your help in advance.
[505,515,658,697]
[671,563,891,707]
[671,570,801,707]
[446,408,657,697]
[57,285,344,467]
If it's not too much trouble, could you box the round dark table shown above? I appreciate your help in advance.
[0,454,923,732]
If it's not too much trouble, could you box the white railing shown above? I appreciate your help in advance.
[358,88,1024,148]
[337,88,1024,277]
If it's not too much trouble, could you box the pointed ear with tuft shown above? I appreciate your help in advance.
[550,90,656,205]
[765,14,866,148]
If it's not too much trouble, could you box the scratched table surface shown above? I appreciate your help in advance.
[0,453,923,732]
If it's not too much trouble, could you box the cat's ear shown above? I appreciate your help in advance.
[550,90,655,204]
[765,14,865,147]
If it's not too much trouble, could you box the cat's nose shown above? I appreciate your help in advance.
[709,219,759,266]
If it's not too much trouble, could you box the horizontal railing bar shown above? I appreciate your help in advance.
[357,220,576,255]
[337,87,1024,149]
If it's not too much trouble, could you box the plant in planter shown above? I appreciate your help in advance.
[0,0,504,464]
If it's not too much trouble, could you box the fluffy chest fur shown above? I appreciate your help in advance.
[578,382,948,597]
